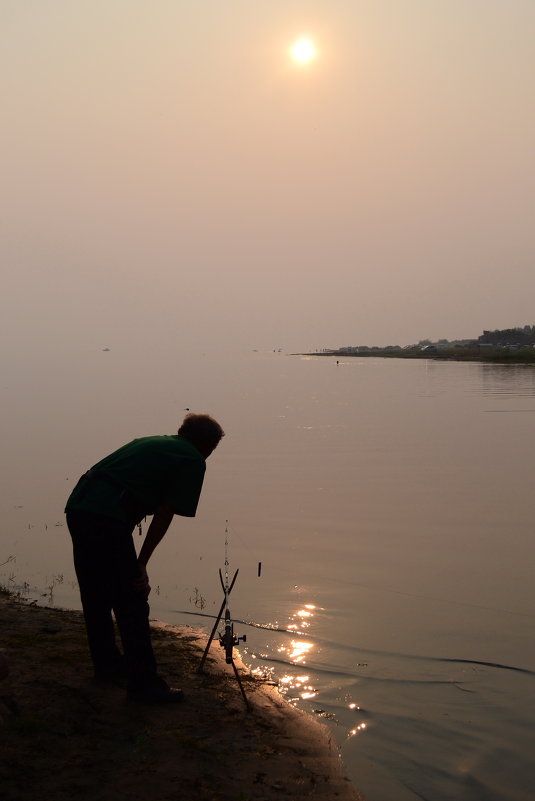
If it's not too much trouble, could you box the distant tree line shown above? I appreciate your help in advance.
[478,325,535,345]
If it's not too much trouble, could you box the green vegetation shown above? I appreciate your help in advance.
[479,325,535,346]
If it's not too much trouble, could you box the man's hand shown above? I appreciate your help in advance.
[136,505,174,597]
[138,506,174,568]
[134,563,151,597]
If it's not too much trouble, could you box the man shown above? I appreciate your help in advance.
[65,413,224,704]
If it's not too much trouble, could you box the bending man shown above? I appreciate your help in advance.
[65,413,224,703]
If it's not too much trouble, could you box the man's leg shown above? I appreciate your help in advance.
[67,510,125,678]
[67,510,181,702]
[105,525,159,689]
[108,531,184,702]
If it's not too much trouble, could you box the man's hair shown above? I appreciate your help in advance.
[178,413,225,450]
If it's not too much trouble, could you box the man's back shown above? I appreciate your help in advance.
[66,434,206,523]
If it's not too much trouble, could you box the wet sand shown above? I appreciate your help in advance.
[0,592,366,801]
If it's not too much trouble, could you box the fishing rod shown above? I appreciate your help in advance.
[198,524,249,709]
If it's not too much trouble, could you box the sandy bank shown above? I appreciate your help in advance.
[0,593,366,801]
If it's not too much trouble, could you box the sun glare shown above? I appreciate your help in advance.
[291,38,316,65]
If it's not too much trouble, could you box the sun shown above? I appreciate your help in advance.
[290,38,317,65]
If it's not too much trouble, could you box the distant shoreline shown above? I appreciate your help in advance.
[296,349,535,364]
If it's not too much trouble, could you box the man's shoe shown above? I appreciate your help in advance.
[127,676,184,704]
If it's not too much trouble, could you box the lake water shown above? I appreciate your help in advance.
[2,346,534,801]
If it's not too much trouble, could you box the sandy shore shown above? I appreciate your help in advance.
[0,592,366,801]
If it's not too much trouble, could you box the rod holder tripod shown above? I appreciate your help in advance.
[197,568,250,710]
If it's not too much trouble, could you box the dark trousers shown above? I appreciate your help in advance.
[66,510,157,689]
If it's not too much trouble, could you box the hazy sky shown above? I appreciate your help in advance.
[2,1,534,351]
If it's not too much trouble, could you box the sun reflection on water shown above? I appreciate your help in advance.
[248,601,365,735]
[278,639,314,663]
[349,723,367,737]
[271,603,320,701]
[244,601,368,742]
[279,673,317,701]
[285,604,316,634]
[277,603,318,665]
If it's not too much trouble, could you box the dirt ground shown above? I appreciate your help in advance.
[0,592,366,801]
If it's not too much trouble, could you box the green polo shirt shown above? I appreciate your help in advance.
[66,435,206,522]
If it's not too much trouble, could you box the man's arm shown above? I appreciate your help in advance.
[136,505,175,594]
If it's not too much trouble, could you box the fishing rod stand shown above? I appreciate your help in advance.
[197,567,250,710]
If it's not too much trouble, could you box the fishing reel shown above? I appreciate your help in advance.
[219,611,246,664]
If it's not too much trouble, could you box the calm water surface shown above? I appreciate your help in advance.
[2,347,534,801]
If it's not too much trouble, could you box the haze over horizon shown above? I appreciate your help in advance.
[2,2,534,354]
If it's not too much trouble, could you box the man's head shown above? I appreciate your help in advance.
[178,413,225,459]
